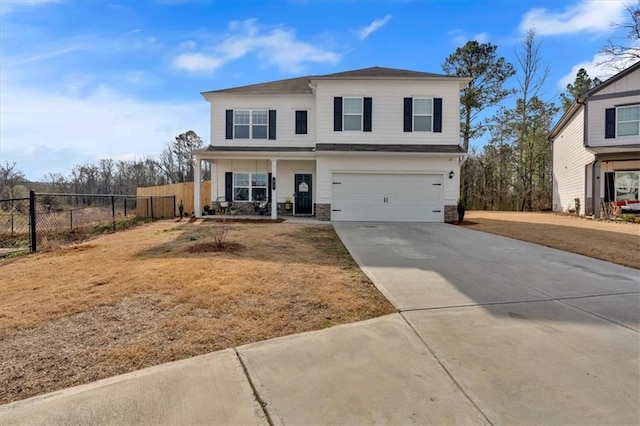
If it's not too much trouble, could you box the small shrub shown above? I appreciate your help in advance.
[619,214,638,223]
[457,199,466,223]
[212,224,230,249]
[574,198,581,216]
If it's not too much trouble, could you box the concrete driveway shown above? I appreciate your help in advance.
[2,222,639,425]
[332,222,640,425]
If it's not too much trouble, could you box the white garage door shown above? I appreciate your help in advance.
[331,173,443,222]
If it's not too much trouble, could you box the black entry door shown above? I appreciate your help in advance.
[294,174,313,215]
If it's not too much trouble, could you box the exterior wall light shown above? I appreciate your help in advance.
[449,171,455,179]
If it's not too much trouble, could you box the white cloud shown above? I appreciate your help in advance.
[173,53,224,73]
[558,49,640,88]
[449,30,490,47]
[0,82,209,180]
[474,32,488,43]
[172,19,340,74]
[520,0,627,36]
[357,15,392,40]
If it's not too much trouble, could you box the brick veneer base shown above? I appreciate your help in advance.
[315,204,331,221]
[444,205,457,223]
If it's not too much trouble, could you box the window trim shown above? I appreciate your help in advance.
[616,105,640,138]
[233,110,269,139]
[343,97,363,131]
[232,172,268,202]
[413,98,433,132]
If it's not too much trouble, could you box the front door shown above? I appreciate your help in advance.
[294,174,313,215]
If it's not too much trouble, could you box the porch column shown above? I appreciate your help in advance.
[592,160,601,218]
[194,155,202,218]
[271,158,278,219]
[214,160,218,208]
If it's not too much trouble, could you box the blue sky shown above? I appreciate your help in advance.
[1,0,636,181]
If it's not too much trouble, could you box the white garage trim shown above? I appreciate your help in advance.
[331,172,444,222]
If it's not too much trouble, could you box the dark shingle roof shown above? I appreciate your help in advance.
[207,76,312,95]
[315,143,465,153]
[313,66,448,79]
[203,66,459,95]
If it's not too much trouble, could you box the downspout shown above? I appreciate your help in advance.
[592,160,599,218]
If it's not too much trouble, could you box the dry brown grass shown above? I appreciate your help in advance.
[462,211,640,269]
[0,219,394,404]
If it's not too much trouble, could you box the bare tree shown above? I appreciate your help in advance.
[0,162,27,200]
[600,1,640,71]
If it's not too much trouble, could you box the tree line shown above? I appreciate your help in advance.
[0,130,210,201]
[448,2,637,211]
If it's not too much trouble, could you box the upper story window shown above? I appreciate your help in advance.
[234,110,267,139]
[617,106,639,137]
[226,109,276,140]
[333,97,372,132]
[413,98,433,132]
[343,98,363,131]
[404,97,442,133]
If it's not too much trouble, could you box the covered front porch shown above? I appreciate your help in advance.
[192,147,317,220]
[587,149,640,218]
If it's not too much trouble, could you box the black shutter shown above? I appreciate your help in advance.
[225,172,233,202]
[363,97,372,132]
[334,97,343,131]
[605,108,616,139]
[403,97,413,132]
[268,172,272,202]
[225,110,233,139]
[295,110,308,134]
[433,98,443,133]
[604,172,615,202]
[269,110,276,140]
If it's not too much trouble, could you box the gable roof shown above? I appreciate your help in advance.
[205,76,313,95]
[549,61,640,140]
[311,66,448,79]
[578,60,640,100]
[202,66,467,95]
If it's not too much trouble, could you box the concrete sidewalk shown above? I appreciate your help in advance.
[2,222,639,425]
[0,350,267,425]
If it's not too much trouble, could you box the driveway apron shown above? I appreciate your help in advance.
[334,222,640,425]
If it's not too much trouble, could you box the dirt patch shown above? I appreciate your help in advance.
[185,241,245,253]
[0,220,395,404]
[462,211,640,269]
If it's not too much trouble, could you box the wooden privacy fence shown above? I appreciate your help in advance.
[137,181,211,216]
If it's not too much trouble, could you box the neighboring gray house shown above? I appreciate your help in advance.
[549,61,640,217]
[192,67,470,222]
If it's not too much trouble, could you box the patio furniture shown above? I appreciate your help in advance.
[215,196,231,215]
[254,201,269,216]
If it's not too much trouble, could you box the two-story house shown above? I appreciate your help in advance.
[193,66,470,221]
[549,61,640,217]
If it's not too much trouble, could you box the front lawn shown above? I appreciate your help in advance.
[0,219,395,404]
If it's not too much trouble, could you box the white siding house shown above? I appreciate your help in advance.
[549,62,640,217]
[194,67,469,222]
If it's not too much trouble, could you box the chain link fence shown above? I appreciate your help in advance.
[0,192,175,254]
[0,197,30,256]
